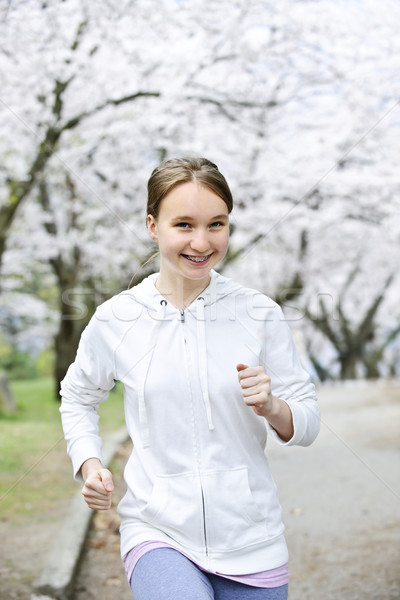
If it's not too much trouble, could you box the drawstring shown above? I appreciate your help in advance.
[138,299,167,448]
[196,297,214,431]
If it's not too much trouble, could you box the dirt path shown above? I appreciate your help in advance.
[72,380,400,600]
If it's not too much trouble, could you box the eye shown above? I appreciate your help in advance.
[210,221,224,228]
[176,222,191,229]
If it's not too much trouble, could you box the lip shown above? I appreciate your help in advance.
[181,253,213,265]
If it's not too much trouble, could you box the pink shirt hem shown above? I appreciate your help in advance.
[123,541,289,588]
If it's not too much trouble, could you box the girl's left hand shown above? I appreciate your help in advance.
[236,363,274,418]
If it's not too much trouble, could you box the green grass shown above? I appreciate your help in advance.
[0,377,125,523]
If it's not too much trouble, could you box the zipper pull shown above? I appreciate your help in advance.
[180,309,185,322]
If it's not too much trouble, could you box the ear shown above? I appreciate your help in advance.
[147,214,158,242]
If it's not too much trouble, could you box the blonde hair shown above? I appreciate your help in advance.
[147,157,233,220]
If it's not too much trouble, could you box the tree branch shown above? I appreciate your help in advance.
[0,87,160,271]
[61,91,160,132]
[357,272,395,340]
[305,298,340,349]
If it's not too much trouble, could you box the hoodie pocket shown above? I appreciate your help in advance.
[139,471,205,550]
[202,466,269,552]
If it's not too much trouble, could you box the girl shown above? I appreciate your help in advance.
[60,157,320,600]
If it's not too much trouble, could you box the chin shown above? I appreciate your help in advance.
[182,270,212,280]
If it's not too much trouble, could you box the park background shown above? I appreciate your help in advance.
[0,1,399,599]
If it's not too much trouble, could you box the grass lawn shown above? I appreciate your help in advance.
[0,377,125,524]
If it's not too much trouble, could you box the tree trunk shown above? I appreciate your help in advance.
[50,251,94,399]
[339,353,358,380]
[54,315,86,400]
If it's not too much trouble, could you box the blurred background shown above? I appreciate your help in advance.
[0,0,399,401]
[0,2,399,598]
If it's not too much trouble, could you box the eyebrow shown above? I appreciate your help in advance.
[171,214,229,222]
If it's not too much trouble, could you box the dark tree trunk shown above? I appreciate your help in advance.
[339,353,358,380]
[54,311,87,400]
[50,250,92,399]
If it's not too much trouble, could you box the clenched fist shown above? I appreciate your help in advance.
[81,458,114,511]
[237,363,294,442]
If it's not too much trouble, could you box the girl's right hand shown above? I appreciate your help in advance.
[81,458,114,510]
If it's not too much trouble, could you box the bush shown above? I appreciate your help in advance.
[0,348,37,380]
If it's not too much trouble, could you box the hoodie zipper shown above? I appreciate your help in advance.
[180,305,209,562]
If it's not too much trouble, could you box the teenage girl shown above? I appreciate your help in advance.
[60,157,320,600]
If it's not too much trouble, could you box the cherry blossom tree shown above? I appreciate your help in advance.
[1,0,296,390]
[223,0,400,378]
[1,0,399,387]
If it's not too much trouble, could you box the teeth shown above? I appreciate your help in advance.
[185,255,209,262]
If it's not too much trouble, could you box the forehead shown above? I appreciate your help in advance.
[159,182,228,219]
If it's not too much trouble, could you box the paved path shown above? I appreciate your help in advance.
[269,380,400,599]
[71,380,400,600]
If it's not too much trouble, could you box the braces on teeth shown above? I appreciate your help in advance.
[185,255,209,262]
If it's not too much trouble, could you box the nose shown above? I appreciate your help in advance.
[190,228,210,253]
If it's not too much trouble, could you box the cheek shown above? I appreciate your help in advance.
[159,230,183,253]
[219,230,230,251]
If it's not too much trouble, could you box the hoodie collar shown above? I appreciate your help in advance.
[127,270,241,447]
[130,269,239,313]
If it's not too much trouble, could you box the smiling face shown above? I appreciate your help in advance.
[147,182,230,295]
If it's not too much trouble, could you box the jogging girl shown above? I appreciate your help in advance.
[60,157,320,599]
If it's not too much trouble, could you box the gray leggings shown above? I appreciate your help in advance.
[130,548,288,600]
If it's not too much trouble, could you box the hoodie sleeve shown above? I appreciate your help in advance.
[262,302,320,447]
[59,308,116,480]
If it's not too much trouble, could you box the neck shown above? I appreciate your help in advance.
[155,274,211,309]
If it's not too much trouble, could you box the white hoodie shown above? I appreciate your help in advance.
[60,270,320,575]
